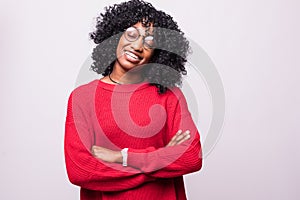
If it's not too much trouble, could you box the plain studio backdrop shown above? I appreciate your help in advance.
[0,0,299,199]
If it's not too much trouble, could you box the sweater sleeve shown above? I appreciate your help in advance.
[64,91,155,192]
[126,88,202,178]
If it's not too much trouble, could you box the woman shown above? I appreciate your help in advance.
[64,0,202,199]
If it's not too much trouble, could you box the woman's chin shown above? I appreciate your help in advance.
[116,58,145,72]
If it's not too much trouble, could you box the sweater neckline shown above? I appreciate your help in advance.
[94,79,152,93]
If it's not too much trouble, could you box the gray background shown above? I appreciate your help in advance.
[0,0,299,199]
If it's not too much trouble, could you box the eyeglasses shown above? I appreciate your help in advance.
[123,26,155,49]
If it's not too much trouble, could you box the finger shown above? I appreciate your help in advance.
[91,145,104,155]
[174,130,189,142]
[176,130,183,136]
[91,146,96,153]
[174,130,190,144]
[167,130,181,146]
[92,145,101,150]
[177,131,191,145]
[173,135,184,145]
[167,130,183,146]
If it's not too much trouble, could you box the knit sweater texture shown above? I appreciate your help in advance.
[64,80,202,200]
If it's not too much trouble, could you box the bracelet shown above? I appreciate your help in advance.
[121,148,128,167]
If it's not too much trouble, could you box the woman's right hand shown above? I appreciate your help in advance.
[166,130,190,147]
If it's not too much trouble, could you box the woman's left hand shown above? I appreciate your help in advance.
[91,146,122,163]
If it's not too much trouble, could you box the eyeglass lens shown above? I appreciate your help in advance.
[124,27,155,49]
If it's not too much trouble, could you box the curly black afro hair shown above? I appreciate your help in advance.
[90,0,190,94]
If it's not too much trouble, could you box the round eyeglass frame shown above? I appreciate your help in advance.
[123,26,155,49]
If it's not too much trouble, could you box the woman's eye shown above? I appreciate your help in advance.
[144,35,154,41]
[125,27,139,40]
[144,36,155,47]
[127,32,138,38]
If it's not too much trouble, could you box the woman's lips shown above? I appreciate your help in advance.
[123,50,142,63]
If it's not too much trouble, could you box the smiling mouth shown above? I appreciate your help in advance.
[124,50,142,62]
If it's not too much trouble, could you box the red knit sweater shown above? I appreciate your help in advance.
[64,80,202,200]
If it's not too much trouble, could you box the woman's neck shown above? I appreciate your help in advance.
[109,68,144,85]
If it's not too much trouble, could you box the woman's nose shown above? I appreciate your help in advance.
[131,37,143,52]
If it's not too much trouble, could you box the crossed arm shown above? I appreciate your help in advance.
[91,129,191,164]
[65,88,202,191]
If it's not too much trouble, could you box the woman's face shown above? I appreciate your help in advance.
[114,22,154,72]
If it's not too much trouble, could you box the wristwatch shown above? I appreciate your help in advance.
[121,148,128,167]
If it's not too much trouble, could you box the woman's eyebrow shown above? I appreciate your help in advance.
[130,26,154,36]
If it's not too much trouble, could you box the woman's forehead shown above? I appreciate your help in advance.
[131,22,154,35]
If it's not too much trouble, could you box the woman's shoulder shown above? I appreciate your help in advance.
[71,79,99,94]
[68,80,99,105]
[164,86,186,101]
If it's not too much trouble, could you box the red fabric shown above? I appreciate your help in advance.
[64,80,202,200]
